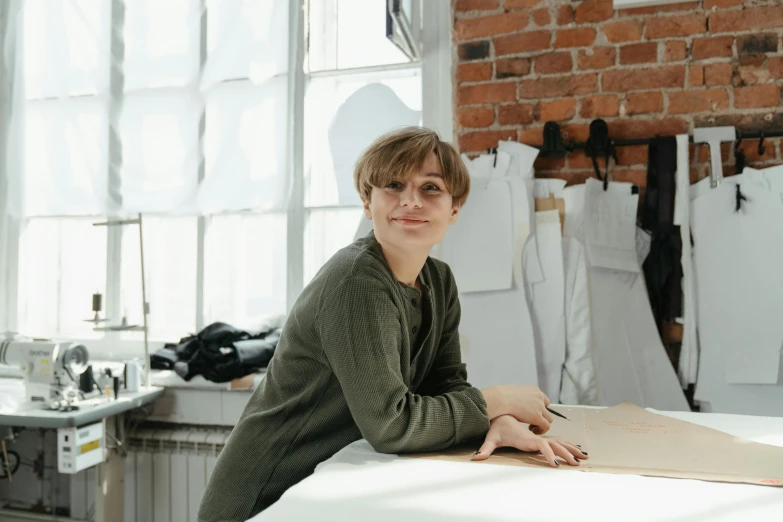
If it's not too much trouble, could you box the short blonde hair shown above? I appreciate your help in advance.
[354,126,470,207]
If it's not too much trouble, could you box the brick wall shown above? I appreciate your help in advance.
[453,0,783,186]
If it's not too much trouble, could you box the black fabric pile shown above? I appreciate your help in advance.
[641,136,683,335]
[151,322,281,383]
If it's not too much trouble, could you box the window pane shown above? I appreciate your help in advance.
[23,0,110,99]
[204,0,288,87]
[205,213,286,327]
[121,217,197,341]
[124,0,200,91]
[120,90,200,213]
[304,68,421,207]
[200,78,289,213]
[17,218,107,338]
[304,208,363,286]
[308,0,409,72]
[24,98,109,217]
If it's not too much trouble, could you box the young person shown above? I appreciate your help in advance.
[198,127,586,522]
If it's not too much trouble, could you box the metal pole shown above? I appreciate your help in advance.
[137,213,150,387]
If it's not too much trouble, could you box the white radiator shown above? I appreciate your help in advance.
[69,426,231,522]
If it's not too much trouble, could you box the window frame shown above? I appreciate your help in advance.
[0,0,453,361]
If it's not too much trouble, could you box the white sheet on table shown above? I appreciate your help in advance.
[439,177,514,293]
[524,210,565,401]
[251,411,783,522]
[584,178,640,272]
[459,178,537,389]
[691,181,783,388]
[560,237,599,406]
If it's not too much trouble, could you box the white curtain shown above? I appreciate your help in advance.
[11,0,290,219]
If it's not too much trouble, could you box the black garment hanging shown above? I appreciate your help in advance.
[641,136,683,335]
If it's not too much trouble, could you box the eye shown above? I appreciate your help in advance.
[386,181,404,190]
[422,184,442,192]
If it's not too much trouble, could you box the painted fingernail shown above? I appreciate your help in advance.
[554,460,560,466]
[576,445,581,447]
[574,458,580,462]
[474,451,481,455]
[581,452,588,455]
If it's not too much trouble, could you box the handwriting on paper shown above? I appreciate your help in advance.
[601,420,683,435]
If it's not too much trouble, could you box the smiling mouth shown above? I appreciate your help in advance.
[394,217,428,224]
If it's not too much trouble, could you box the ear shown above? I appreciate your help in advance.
[449,204,460,225]
[363,197,372,220]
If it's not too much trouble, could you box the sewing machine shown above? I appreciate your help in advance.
[0,336,89,409]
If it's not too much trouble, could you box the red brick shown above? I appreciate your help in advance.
[620,42,659,65]
[539,99,577,122]
[455,11,529,40]
[711,7,783,33]
[580,95,620,118]
[534,52,573,74]
[457,63,492,83]
[561,124,591,142]
[625,92,664,115]
[520,126,544,145]
[602,20,643,44]
[704,63,733,86]
[506,0,541,8]
[518,73,598,99]
[665,41,687,62]
[689,64,704,87]
[658,1,700,11]
[458,83,516,104]
[534,157,567,171]
[494,30,552,56]
[667,89,730,114]
[496,57,532,78]
[498,103,535,125]
[455,0,499,11]
[612,170,648,187]
[567,151,600,170]
[619,7,655,16]
[532,8,550,26]
[771,57,783,79]
[603,66,685,92]
[734,84,781,109]
[615,146,649,166]
[458,41,491,61]
[646,14,706,39]
[736,56,771,87]
[704,0,744,8]
[575,0,613,24]
[608,119,689,139]
[737,34,778,55]
[691,36,734,60]
[554,27,596,49]
[577,47,616,70]
[459,130,518,152]
[458,107,494,128]
[557,5,573,25]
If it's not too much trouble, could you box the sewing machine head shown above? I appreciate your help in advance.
[0,337,89,407]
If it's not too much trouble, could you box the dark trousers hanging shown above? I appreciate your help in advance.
[641,136,683,334]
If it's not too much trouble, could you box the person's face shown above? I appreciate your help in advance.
[364,152,459,253]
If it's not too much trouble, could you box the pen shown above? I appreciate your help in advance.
[547,407,570,421]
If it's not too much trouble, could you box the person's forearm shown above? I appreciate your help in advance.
[481,386,507,420]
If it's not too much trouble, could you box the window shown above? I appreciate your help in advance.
[6,0,448,358]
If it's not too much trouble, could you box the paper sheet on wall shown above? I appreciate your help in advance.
[524,210,565,401]
[584,179,640,272]
[691,181,783,388]
[439,178,514,293]
[405,402,783,488]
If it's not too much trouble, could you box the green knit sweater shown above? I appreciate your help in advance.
[198,232,489,522]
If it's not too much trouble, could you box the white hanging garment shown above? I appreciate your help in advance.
[497,140,538,179]
[460,178,538,388]
[559,236,599,405]
[672,134,698,387]
[524,210,566,401]
[585,179,690,411]
[691,179,783,415]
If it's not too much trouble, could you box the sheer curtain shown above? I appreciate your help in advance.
[13,0,290,219]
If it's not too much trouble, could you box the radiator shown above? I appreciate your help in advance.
[69,426,232,522]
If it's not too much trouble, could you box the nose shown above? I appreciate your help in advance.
[399,184,422,208]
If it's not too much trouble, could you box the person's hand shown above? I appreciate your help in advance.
[472,415,587,468]
[481,385,554,434]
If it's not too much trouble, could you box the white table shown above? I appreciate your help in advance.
[251,408,783,522]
